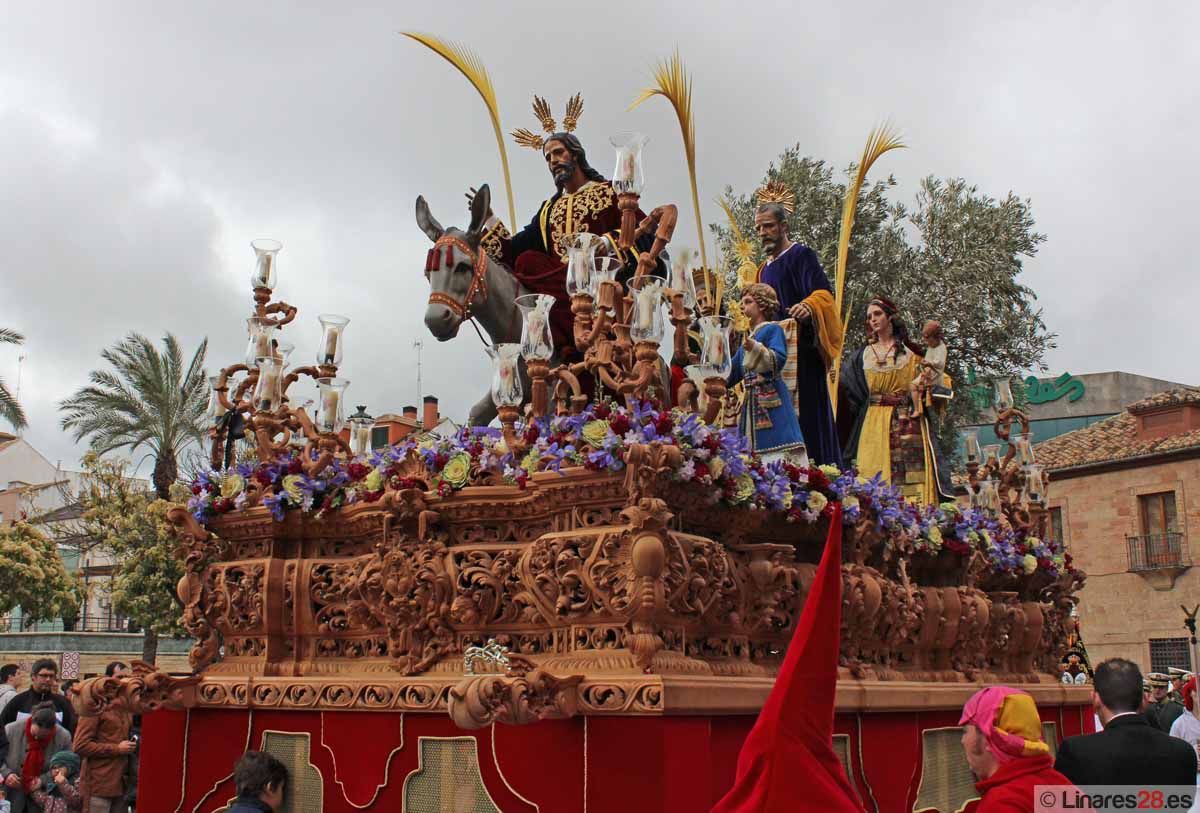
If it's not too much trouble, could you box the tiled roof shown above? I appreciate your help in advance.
[1036,389,1200,471]
[1128,388,1200,414]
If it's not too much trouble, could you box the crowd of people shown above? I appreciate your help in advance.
[0,660,136,813]
[965,658,1199,812]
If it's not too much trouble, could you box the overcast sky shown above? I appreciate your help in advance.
[1,1,1197,472]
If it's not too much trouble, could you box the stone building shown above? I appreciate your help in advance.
[1037,388,1200,672]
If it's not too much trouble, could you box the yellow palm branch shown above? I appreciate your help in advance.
[628,50,710,302]
[829,122,905,414]
[402,32,517,232]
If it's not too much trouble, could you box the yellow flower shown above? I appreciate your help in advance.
[521,450,541,474]
[1021,554,1038,574]
[582,419,611,449]
[819,464,841,480]
[281,474,304,501]
[364,468,384,492]
[220,473,244,499]
[843,495,860,511]
[709,457,725,480]
[733,473,755,503]
[927,526,943,546]
[441,454,472,488]
[807,491,828,513]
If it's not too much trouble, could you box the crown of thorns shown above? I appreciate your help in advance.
[511,94,584,151]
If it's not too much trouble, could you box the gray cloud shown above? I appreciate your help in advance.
[1,0,1197,469]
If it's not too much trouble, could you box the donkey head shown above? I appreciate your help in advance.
[415,184,491,341]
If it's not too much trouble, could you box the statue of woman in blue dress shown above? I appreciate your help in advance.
[728,283,809,465]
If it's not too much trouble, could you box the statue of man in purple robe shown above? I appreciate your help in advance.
[753,203,843,467]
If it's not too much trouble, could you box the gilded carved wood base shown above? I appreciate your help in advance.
[167,452,1083,725]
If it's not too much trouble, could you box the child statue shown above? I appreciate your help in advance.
[910,319,947,417]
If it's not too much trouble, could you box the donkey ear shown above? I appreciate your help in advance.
[415,196,444,243]
[467,184,491,236]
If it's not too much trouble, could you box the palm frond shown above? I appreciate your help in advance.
[628,50,710,300]
[0,328,25,346]
[0,377,26,430]
[834,122,905,324]
[402,32,517,231]
[830,122,905,413]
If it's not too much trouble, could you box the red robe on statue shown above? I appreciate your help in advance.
[500,179,652,354]
[711,504,863,813]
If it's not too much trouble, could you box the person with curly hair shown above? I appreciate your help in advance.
[728,283,808,464]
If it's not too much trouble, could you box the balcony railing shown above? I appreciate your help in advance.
[1127,532,1189,572]
[0,614,138,634]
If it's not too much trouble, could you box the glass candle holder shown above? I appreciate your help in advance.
[628,275,666,344]
[1023,464,1047,506]
[515,293,555,361]
[564,233,600,296]
[669,247,697,311]
[317,314,350,366]
[348,406,374,455]
[250,239,282,290]
[610,132,648,196]
[963,429,982,466]
[978,478,1001,513]
[590,256,621,301]
[698,315,733,379]
[982,443,1002,469]
[206,375,227,425]
[245,317,278,367]
[489,344,523,408]
[316,377,349,434]
[1013,432,1036,467]
[253,356,284,412]
[993,377,1014,411]
[272,340,295,368]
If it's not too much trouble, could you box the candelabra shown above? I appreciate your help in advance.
[489,133,730,455]
[963,376,1049,537]
[207,240,364,475]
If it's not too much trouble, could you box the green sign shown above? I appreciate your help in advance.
[1024,372,1085,404]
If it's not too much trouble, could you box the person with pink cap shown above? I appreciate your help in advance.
[959,686,1079,811]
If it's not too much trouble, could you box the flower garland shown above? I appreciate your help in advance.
[188,401,1073,579]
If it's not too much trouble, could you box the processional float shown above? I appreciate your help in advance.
[77,40,1090,813]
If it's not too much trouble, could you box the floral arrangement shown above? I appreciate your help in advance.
[188,400,1073,579]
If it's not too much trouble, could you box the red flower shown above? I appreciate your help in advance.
[702,435,721,453]
[437,482,452,497]
[807,468,829,490]
[654,415,674,436]
[694,462,710,481]
[609,414,631,436]
[191,484,202,495]
[593,403,611,419]
[347,462,369,481]
[362,490,383,503]
[288,459,303,474]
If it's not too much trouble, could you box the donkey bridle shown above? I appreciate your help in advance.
[425,235,489,319]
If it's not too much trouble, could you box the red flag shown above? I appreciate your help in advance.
[711,504,862,813]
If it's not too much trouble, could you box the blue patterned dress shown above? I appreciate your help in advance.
[729,322,807,457]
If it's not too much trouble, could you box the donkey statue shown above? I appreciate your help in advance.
[416,184,550,426]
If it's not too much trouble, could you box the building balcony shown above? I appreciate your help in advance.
[1127,532,1191,590]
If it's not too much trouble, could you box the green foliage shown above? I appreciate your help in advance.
[59,332,209,498]
[0,521,82,625]
[73,453,185,637]
[712,147,1055,454]
[0,327,27,430]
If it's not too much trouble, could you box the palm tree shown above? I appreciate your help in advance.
[0,328,27,430]
[60,333,208,499]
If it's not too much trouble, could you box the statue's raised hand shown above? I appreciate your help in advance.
[465,187,495,221]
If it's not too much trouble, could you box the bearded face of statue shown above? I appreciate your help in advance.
[543,139,578,187]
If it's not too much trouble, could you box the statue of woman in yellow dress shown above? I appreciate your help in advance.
[839,296,953,505]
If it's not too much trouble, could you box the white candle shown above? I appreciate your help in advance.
[355,424,371,452]
[706,331,725,366]
[254,332,270,360]
[258,368,279,410]
[254,253,273,287]
[323,330,339,364]
[322,389,340,431]
[637,286,655,331]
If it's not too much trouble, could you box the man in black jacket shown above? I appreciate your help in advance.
[1056,657,1196,786]
[0,658,77,733]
